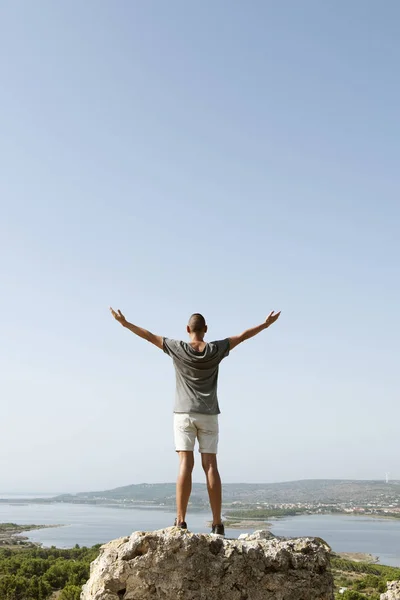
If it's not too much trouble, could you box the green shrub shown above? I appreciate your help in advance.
[341,590,368,600]
[59,584,83,600]
[0,545,100,600]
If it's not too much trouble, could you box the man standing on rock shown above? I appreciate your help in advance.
[110,308,281,536]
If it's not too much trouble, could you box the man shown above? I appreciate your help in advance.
[110,308,281,536]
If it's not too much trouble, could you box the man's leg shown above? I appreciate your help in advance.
[176,451,194,524]
[201,453,222,525]
[174,414,196,525]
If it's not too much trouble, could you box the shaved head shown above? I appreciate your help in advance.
[188,313,206,333]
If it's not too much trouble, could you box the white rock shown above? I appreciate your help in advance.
[381,581,400,600]
[81,527,334,600]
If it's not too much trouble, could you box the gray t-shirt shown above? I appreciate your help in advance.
[163,338,230,415]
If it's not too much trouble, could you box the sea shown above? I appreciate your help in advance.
[1,501,399,567]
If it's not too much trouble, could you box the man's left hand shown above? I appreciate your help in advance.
[110,307,126,325]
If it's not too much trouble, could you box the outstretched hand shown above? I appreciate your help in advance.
[265,310,281,328]
[110,307,126,325]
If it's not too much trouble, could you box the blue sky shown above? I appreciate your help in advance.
[1,1,399,493]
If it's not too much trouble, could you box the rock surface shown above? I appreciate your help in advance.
[81,527,334,600]
[381,581,400,600]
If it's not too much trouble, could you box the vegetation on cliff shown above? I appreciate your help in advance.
[0,544,100,600]
[332,555,400,599]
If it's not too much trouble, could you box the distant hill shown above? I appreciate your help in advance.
[53,479,400,506]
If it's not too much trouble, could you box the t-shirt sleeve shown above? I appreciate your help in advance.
[163,338,178,357]
[215,338,230,361]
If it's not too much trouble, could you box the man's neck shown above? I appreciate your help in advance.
[189,333,205,342]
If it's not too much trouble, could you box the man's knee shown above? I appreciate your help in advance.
[201,453,218,472]
[178,451,194,471]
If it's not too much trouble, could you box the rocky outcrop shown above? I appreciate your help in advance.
[381,581,400,600]
[81,527,334,600]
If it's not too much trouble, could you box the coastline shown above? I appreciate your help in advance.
[337,551,379,564]
[1,497,399,522]
[0,523,63,548]
[1,507,399,567]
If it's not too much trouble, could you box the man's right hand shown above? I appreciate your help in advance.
[265,311,281,328]
[110,307,127,325]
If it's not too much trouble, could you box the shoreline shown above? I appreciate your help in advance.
[1,510,399,567]
[336,551,380,564]
[2,499,399,521]
[0,523,63,548]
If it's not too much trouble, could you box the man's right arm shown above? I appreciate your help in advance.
[110,307,163,350]
[229,311,281,350]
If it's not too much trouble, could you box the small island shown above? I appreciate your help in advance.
[207,519,272,529]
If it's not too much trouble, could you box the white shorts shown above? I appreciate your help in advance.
[174,413,219,454]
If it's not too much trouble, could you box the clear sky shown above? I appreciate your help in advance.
[1,1,399,493]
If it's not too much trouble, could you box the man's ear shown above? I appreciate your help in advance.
[204,325,208,333]
[186,325,191,334]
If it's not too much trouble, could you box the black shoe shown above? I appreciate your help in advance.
[211,523,225,536]
[174,519,187,529]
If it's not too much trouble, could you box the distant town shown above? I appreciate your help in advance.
[2,479,399,520]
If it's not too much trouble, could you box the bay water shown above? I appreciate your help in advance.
[0,502,399,567]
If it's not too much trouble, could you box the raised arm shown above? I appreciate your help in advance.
[109,307,163,350]
[229,311,281,351]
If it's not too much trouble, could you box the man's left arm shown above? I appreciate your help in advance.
[110,307,163,350]
[229,311,281,350]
